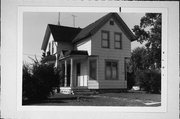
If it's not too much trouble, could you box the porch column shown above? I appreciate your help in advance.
[64,60,67,87]
[70,58,73,87]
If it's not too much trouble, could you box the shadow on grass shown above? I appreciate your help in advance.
[23,96,76,105]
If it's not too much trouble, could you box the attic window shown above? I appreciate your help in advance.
[110,20,114,25]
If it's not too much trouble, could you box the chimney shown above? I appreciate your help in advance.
[58,12,60,25]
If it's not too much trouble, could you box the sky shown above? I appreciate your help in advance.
[23,12,145,63]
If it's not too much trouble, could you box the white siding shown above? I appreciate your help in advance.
[45,34,73,55]
[91,18,131,89]
[80,60,88,86]
[88,80,99,89]
[87,57,99,89]
[76,38,92,55]
[73,59,88,87]
[45,34,57,55]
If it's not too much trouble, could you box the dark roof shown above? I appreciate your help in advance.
[63,50,88,57]
[49,24,82,42]
[41,24,81,51]
[41,13,136,51]
[72,13,136,43]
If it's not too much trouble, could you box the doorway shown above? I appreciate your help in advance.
[76,63,81,86]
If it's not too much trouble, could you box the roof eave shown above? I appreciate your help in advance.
[41,25,51,51]
[112,14,137,42]
[72,33,92,44]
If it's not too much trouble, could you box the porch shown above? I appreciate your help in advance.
[58,50,90,94]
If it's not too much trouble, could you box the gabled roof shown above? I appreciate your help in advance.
[41,24,81,51]
[72,13,136,43]
[41,13,136,51]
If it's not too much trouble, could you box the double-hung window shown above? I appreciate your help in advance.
[52,42,54,54]
[48,42,51,55]
[114,32,122,49]
[105,60,118,80]
[101,30,110,48]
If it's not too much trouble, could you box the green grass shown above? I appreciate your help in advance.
[24,92,161,106]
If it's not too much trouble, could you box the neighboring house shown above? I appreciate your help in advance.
[41,13,135,94]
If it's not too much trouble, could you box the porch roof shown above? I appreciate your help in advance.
[41,55,56,63]
[59,50,88,61]
[64,50,88,56]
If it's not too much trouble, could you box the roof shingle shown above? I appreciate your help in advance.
[48,24,82,42]
[41,24,81,51]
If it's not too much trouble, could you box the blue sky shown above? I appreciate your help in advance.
[23,12,145,63]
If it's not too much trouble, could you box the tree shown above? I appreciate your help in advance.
[23,58,60,103]
[130,47,148,86]
[129,47,161,93]
[131,47,149,71]
[132,13,161,69]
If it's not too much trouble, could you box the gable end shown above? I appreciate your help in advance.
[41,25,51,51]
[72,13,136,43]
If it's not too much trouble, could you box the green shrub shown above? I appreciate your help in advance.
[23,63,60,102]
[135,70,161,93]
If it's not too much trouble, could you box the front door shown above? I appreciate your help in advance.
[76,62,88,87]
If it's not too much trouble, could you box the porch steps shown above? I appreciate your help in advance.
[59,87,95,95]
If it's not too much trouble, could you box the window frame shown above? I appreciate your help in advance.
[48,42,51,54]
[52,41,54,54]
[101,30,110,48]
[89,59,97,80]
[114,32,122,49]
[105,59,119,80]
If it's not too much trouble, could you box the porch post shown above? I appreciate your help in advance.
[70,58,73,87]
[64,60,67,87]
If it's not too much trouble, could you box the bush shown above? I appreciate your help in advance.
[23,63,60,102]
[23,64,32,101]
[135,70,161,93]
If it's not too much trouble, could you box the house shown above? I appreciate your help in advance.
[41,13,135,94]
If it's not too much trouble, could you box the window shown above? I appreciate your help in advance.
[105,60,118,80]
[48,42,51,54]
[114,33,122,49]
[52,42,54,54]
[101,30,110,48]
[110,20,114,25]
[89,60,97,80]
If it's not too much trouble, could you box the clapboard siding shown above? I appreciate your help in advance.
[88,80,99,89]
[99,82,127,89]
[45,34,58,55]
[75,37,92,55]
[91,18,131,89]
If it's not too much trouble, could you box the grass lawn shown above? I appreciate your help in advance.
[24,92,161,106]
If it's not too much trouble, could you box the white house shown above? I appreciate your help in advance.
[41,13,135,94]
